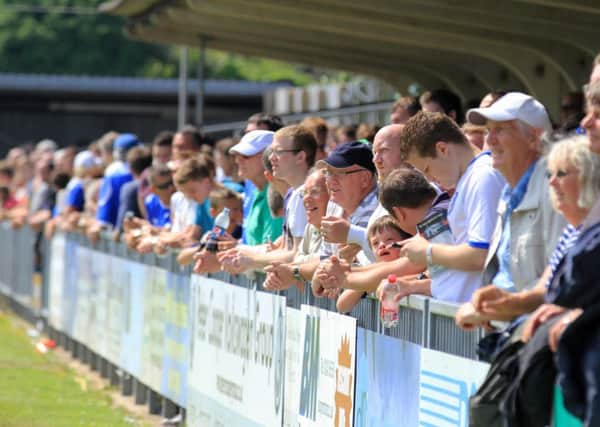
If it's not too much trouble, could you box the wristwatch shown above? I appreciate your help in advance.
[292,265,302,281]
[426,243,434,267]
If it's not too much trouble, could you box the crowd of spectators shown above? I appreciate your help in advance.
[2,54,600,426]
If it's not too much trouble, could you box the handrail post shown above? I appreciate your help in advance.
[422,298,431,348]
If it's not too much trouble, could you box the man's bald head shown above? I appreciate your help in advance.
[376,124,405,141]
[372,124,407,181]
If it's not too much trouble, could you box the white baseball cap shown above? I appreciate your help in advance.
[74,150,102,170]
[229,130,274,156]
[467,92,551,132]
[36,139,58,153]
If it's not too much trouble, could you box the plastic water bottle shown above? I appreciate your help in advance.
[380,274,400,328]
[206,208,230,253]
[213,207,230,235]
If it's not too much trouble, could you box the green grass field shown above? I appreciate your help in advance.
[0,312,145,427]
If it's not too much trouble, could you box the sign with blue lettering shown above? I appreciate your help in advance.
[297,305,357,427]
[419,348,489,427]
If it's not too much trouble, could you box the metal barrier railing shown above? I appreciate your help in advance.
[66,231,482,359]
[0,222,36,313]
[0,224,482,359]
[0,225,490,424]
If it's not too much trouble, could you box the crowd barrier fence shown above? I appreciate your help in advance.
[1,225,492,426]
[0,222,39,321]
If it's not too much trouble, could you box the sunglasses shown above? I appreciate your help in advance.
[154,179,173,190]
[545,170,570,180]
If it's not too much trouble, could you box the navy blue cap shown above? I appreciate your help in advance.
[316,141,375,173]
[114,133,140,151]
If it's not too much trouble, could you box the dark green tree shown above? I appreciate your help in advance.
[0,0,173,76]
[0,0,332,84]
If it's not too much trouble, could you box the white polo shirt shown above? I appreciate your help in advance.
[431,152,505,303]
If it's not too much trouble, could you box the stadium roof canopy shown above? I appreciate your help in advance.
[100,0,600,118]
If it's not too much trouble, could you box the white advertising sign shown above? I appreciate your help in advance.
[48,233,66,329]
[298,305,357,427]
[105,255,126,365]
[283,307,306,427]
[141,266,167,392]
[187,276,286,427]
[92,250,110,359]
[419,348,490,427]
[73,246,92,345]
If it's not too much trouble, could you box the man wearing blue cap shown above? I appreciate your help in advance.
[316,141,379,265]
[264,141,379,295]
[95,133,141,228]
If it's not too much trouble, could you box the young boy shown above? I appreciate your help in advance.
[136,157,214,254]
[336,215,411,313]
[144,163,175,228]
[208,187,244,239]
[177,187,243,267]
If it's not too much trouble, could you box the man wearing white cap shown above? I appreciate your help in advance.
[64,150,103,213]
[229,130,282,246]
[215,125,316,274]
[467,92,566,295]
[46,150,104,237]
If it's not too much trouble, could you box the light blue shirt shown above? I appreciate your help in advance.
[492,161,538,291]
[241,179,256,244]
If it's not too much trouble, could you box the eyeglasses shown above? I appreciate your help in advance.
[303,189,326,198]
[545,169,570,180]
[155,179,173,190]
[323,168,367,179]
[271,148,301,156]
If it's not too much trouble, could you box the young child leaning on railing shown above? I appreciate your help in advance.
[336,215,410,314]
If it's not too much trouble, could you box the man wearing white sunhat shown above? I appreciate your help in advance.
[64,150,103,213]
[467,92,566,302]
[230,129,283,246]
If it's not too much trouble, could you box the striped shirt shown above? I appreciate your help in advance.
[545,224,581,300]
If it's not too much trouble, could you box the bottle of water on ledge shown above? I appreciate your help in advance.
[380,274,400,328]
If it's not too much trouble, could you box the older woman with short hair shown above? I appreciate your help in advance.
[539,135,600,302]
[504,88,600,427]
[456,135,600,427]
[546,80,600,427]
